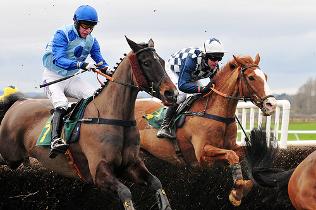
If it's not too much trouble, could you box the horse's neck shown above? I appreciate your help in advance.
[93,59,138,119]
[204,69,240,117]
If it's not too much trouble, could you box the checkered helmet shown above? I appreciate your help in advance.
[203,38,227,54]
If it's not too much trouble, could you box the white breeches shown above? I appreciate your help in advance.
[42,69,95,109]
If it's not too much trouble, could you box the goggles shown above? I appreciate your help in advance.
[205,53,224,61]
[206,55,222,61]
[80,23,95,30]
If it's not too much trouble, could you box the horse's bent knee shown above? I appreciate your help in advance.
[227,151,240,164]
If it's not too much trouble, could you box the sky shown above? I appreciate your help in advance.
[0,0,315,95]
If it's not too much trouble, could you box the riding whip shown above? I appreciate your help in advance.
[39,62,103,88]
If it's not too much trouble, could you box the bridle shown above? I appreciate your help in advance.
[128,47,167,98]
[204,64,275,109]
[95,47,166,98]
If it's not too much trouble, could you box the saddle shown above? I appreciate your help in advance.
[175,94,202,127]
[144,94,202,129]
[36,97,93,146]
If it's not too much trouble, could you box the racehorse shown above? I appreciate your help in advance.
[245,127,316,210]
[135,54,277,206]
[0,37,178,210]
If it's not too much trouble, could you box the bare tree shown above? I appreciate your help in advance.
[292,78,316,115]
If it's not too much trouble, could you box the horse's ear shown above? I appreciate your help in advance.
[125,36,142,53]
[148,38,154,48]
[233,55,242,65]
[254,53,260,65]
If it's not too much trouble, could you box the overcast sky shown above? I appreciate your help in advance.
[0,0,315,94]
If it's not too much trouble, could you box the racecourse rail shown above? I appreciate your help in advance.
[139,98,316,149]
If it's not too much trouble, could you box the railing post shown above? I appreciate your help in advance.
[279,100,291,149]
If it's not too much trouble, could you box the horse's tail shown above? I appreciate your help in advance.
[0,86,26,123]
[245,127,294,190]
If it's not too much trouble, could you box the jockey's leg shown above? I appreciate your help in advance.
[156,105,178,139]
[49,107,69,158]
[202,145,253,207]
[95,160,135,210]
[124,160,172,210]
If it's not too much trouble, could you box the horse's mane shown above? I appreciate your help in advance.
[93,55,127,97]
[93,43,151,97]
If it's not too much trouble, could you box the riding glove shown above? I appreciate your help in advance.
[81,62,97,71]
[200,80,214,94]
[98,66,115,75]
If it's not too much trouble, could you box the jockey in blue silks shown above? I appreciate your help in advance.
[157,38,227,139]
[42,5,114,158]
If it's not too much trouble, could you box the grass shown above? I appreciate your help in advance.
[237,121,316,141]
[287,122,316,141]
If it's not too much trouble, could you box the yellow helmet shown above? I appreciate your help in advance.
[0,86,18,100]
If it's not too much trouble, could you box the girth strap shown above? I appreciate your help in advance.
[79,118,136,127]
[183,111,235,125]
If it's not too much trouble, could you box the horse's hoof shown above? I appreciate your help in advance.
[242,179,254,196]
[229,190,241,206]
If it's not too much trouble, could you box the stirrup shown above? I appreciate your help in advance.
[49,138,69,159]
[157,126,176,139]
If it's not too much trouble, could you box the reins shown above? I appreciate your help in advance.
[203,64,274,106]
[93,47,164,98]
[185,63,275,128]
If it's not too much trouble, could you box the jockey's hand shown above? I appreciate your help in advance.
[81,62,97,71]
[100,66,115,76]
[200,80,214,94]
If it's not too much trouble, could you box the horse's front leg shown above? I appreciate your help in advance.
[125,159,172,210]
[95,160,135,210]
[202,144,253,207]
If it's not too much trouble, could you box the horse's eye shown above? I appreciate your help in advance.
[143,61,151,67]
[248,76,255,81]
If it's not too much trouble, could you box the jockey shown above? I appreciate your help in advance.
[42,5,114,158]
[157,38,226,139]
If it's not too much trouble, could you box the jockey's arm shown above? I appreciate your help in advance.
[52,30,84,70]
[178,57,202,93]
[90,38,109,69]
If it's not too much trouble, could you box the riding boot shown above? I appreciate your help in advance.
[49,107,69,159]
[156,105,178,139]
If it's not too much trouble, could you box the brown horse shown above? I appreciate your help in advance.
[135,54,277,206]
[245,128,316,210]
[0,37,178,210]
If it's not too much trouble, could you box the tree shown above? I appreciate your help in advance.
[292,78,316,115]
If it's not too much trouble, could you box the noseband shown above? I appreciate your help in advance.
[237,65,275,108]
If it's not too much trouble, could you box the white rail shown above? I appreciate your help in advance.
[139,98,315,148]
[236,100,291,149]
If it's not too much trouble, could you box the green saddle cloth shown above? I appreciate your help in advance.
[143,107,168,129]
[143,107,182,129]
[36,96,93,147]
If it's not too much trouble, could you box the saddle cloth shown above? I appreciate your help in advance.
[36,96,93,146]
[143,94,201,129]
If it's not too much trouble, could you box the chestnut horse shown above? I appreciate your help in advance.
[245,127,316,210]
[135,54,277,206]
[0,37,178,210]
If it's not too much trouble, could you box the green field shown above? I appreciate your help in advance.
[287,122,316,141]
[237,121,316,141]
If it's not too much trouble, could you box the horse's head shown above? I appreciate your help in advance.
[231,54,277,115]
[125,37,178,105]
